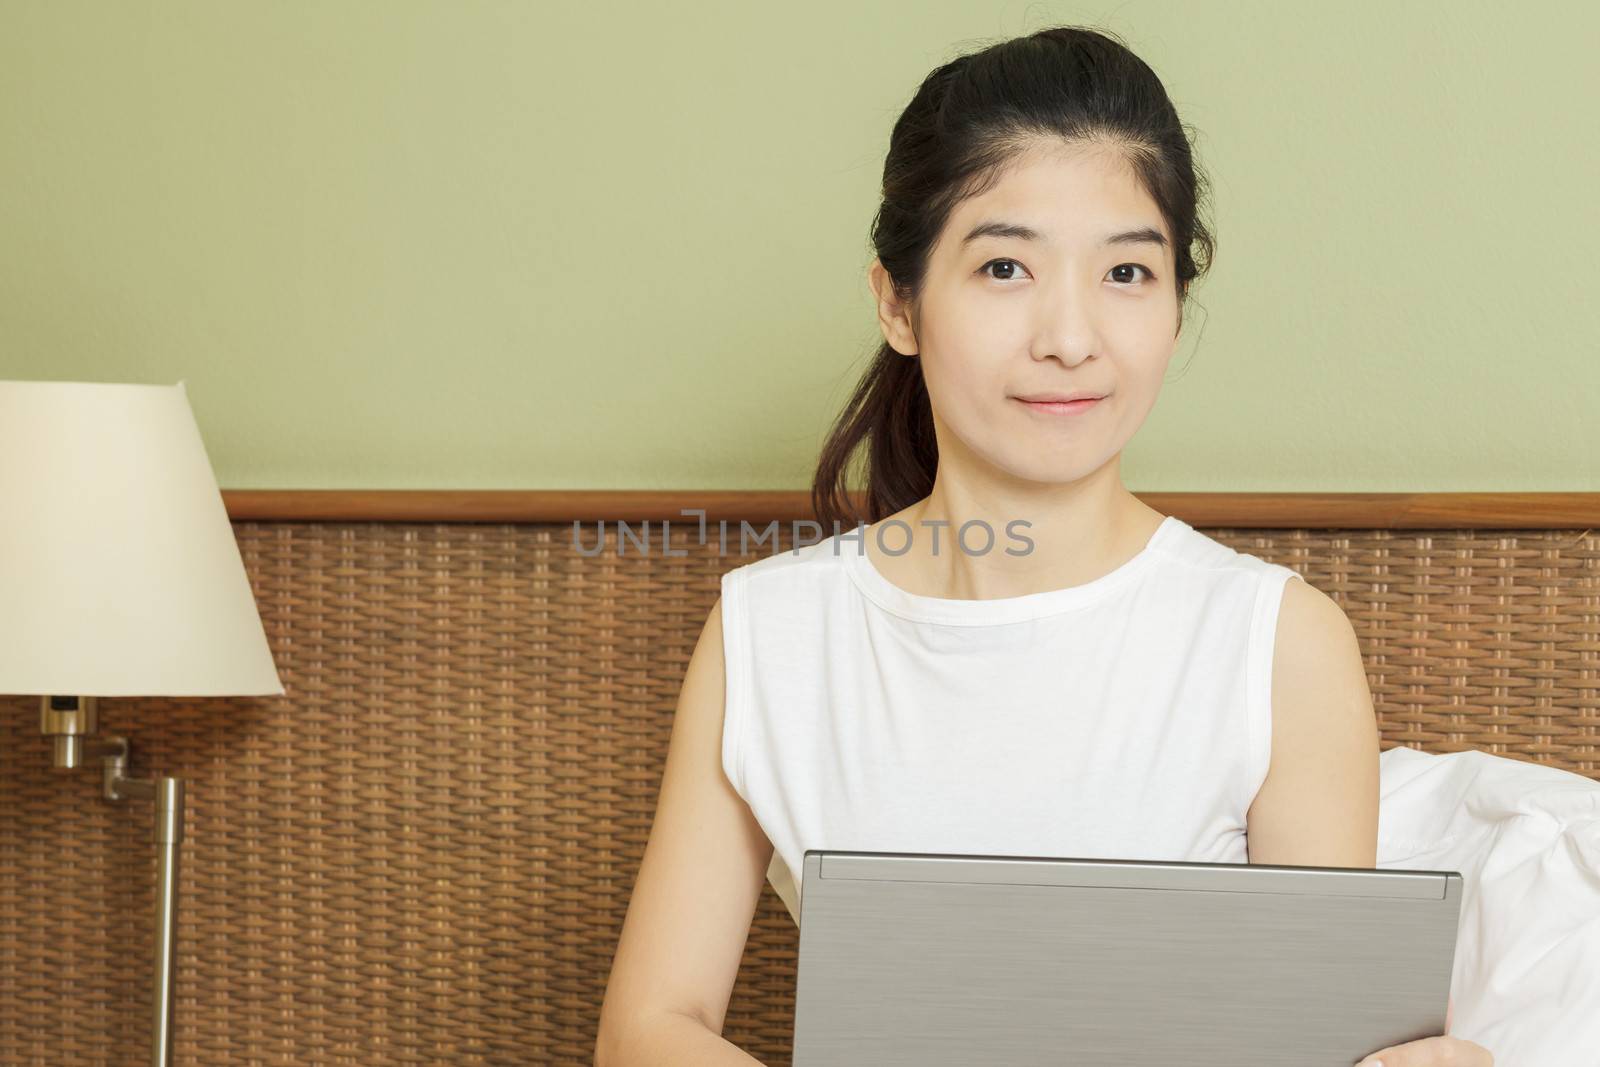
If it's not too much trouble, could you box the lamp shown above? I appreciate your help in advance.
[0,379,285,1067]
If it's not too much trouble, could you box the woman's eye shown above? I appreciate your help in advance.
[977,259,1156,285]
[979,257,1030,282]
[1109,263,1156,285]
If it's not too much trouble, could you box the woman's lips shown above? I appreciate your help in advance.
[1014,396,1103,416]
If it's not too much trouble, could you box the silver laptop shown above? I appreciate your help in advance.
[793,849,1462,1067]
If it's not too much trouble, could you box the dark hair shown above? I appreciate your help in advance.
[810,25,1214,533]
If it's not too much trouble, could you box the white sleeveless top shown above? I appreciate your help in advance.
[717,513,1305,927]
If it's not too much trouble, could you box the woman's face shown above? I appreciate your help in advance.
[876,141,1182,487]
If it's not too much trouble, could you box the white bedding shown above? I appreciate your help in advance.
[1377,745,1600,1065]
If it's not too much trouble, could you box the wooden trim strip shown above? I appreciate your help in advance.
[220,490,1600,528]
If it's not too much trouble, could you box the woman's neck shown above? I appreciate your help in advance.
[863,484,1165,601]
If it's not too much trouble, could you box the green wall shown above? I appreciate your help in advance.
[2,1,1595,491]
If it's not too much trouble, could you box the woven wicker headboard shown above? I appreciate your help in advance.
[1,506,1595,1065]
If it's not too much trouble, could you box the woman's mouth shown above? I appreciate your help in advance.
[1013,396,1103,416]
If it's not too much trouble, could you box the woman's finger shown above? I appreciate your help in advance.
[1356,1033,1493,1066]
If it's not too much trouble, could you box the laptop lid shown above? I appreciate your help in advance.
[793,849,1462,1067]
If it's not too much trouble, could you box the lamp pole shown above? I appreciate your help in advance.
[42,695,185,1067]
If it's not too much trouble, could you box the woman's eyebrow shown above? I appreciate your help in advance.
[961,221,1168,249]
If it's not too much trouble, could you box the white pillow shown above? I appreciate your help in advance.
[1377,745,1600,1065]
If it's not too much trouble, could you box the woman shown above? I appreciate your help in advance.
[596,24,1491,1067]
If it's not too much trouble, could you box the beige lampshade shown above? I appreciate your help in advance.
[0,379,285,697]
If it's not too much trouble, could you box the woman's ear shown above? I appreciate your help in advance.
[867,258,919,357]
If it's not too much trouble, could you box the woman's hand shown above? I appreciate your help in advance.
[1353,1034,1493,1065]
[1353,999,1493,1066]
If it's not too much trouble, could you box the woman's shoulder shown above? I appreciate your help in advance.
[719,532,852,591]
[1156,516,1302,584]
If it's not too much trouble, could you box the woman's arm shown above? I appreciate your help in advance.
[594,597,777,1066]
[1244,576,1380,868]
[1244,581,1495,1064]
[601,1011,772,1067]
